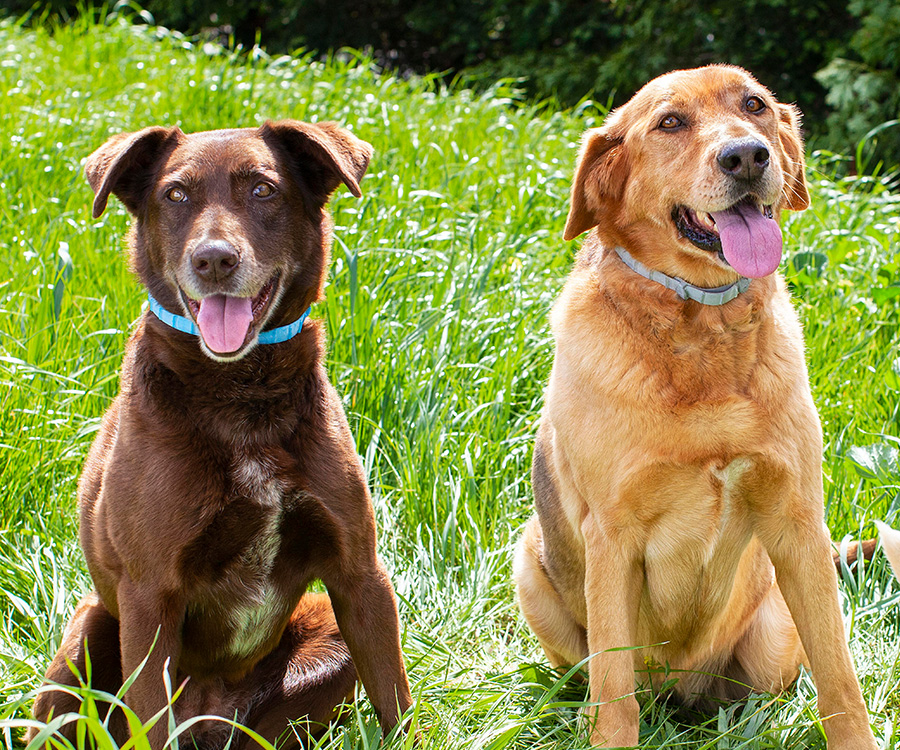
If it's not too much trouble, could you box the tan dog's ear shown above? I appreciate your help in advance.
[85,127,182,219]
[563,127,629,240]
[777,104,810,212]
[260,120,373,202]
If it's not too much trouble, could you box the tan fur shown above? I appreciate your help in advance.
[875,522,900,580]
[516,66,879,748]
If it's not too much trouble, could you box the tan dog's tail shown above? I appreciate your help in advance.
[833,522,900,581]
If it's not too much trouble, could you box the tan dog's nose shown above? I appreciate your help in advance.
[192,241,240,282]
[717,137,769,181]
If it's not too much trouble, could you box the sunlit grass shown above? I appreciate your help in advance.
[0,8,898,749]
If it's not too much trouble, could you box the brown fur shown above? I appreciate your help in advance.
[835,539,878,573]
[515,66,880,748]
[30,121,412,748]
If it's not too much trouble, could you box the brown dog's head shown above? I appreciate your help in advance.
[85,121,371,361]
[564,65,809,285]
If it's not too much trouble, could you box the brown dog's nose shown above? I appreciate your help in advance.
[717,138,770,181]
[192,241,240,282]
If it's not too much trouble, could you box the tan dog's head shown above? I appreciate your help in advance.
[85,121,371,361]
[564,65,809,285]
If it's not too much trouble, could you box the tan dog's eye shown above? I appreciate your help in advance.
[252,183,275,199]
[166,187,187,203]
[745,96,766,114]
[659,115,683,130]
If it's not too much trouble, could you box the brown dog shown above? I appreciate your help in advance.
[514,66,883,748]
[30,121,412,748]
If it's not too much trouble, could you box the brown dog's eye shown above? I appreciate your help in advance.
[166,187,187,203]
[659,115,683,130]
[745,96,766,114]
[252,183,275,199]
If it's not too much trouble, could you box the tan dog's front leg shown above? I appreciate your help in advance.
[117,579,183,750]
[754,510,877,749]
[582,514,642,748]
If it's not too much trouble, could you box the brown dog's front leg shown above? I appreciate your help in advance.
[117,579,184,750]
[327,561,413,735]
[756,515,877,750]
[582,515,642,749]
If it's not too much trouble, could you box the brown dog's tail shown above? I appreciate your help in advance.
[833,522,900,581]
[833,538,878,571]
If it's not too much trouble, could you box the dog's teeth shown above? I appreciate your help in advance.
[698,212,716,231]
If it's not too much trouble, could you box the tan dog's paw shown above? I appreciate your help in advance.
[829,739,879,750]
[580,702,639,749]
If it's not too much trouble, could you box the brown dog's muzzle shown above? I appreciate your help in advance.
[716,137,770,183]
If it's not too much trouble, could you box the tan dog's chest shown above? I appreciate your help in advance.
[554,419,772,638]
[631,457,765,651]
[542,284,801,652]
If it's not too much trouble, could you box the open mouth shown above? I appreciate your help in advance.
[181,274,280,356]
[672,198,782,278]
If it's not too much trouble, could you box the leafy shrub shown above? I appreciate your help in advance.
[3,0,854,110]
[5,0,899,165]
[816,0,900,170]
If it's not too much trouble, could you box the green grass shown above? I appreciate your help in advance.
[1,9,899,749]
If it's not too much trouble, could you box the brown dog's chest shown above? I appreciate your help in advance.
[80,348,348,679]
[174,452,335,677]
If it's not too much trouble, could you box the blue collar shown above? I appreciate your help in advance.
[614,246,750,306]
[147,294,311,345]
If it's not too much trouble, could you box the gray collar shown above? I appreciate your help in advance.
[614,246,750,306]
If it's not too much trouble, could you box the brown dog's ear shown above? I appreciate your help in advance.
[260,120,372,202]
[777,104,810,212]
[563,126,629,241]
[85,127,182,219]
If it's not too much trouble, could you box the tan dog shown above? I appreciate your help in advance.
[30,121,412,748]
[514,65,883,748]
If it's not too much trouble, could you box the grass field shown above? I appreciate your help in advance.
[1,9,899,749]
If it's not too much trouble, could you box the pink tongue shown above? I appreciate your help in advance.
[710,202,782,278]
[196,295,253,353]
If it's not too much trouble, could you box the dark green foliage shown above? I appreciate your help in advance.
[816,0,900,169]
[1,0,896,162]
[464,0,858,125]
